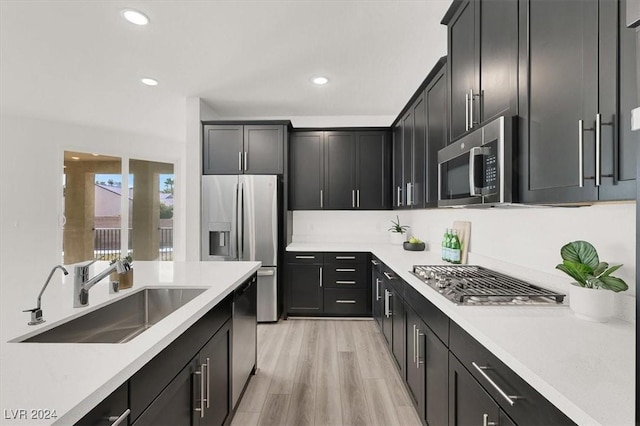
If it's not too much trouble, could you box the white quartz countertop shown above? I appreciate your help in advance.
[0,261,260,425]
[287,242,636,426]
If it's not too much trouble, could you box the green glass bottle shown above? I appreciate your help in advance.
[451,229,461,264]
[441,228,449,262]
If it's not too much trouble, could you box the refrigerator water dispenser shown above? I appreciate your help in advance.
[208,222,231,257]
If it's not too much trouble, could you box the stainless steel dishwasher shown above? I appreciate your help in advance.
[232,274,257,409]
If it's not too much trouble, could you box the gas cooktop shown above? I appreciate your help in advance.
[411,265,565,305]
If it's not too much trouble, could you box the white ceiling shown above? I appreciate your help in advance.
[0,0,449,142]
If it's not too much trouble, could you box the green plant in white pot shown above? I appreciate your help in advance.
[555,241,628,322]
[388,216,409,245]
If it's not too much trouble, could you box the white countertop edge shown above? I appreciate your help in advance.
[286,242,634,426]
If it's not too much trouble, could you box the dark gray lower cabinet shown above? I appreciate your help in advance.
[405,308,426,419]
[390,287,405,377]
[287,263,323,314]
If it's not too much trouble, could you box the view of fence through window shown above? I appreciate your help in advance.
[63,152,174,263]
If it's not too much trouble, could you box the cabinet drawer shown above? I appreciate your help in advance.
[286,252,323,264]
[322,265,366,288]
[76,382,128,426]
[449,321,575,426]
[323,288,368,315]
[323,252,367,264]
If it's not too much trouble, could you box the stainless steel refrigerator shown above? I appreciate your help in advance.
[201,175,278,323]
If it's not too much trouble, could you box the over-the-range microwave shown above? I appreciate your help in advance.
[438,115,517,207]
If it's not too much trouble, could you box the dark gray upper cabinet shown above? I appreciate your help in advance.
[425,60,448,207]
[443,0,518,142]
[203,124,284,175]
[393,57,447,210]
[289,130,391,210]
[519,0,636,203]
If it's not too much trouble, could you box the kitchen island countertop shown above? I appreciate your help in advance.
[287,242,635,426]
[0,260,260,425]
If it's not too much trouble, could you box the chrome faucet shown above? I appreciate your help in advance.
[23,265,69,325]
[73,259,131,308]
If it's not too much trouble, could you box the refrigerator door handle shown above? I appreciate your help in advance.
[237,181,243,260]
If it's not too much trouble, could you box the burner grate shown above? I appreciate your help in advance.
[411,265,565,305]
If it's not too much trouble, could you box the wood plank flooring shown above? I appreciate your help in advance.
[231,319,421,426]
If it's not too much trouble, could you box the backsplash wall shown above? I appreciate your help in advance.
[292,203,636,298]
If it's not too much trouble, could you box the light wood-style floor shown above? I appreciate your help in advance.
[231,319,422,426]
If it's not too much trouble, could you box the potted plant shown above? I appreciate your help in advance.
[110,255,134,290]
[388,215,409,245]
[555,240,628,322]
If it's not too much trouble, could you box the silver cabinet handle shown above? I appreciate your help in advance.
[238,152,243,171]
[384,289,391,317]
[320,189,323,209]
[578,120,584,187]
[371,259,380,266]
[336,268,356,272]
[352,189,355,208]
[412,324,417,364]
[295,255,315,259]
[319,267,323,287]
[335,280,356,285]
[336,300,356,304]
[469,89,475,128]
[416,328,424,368]
[465,93,470,131]
[244,152,248,171]
[356,189,360,208]
[472,362,519,406]
[383,272,397,280]
[194,367,205,418]
[406,182,413,206]
[483,413,498,426]
[336,256,356,260]
[595,114,601,187]
[375,278,381,301]
[108,409,130,426]
[205,357,210,408]
[396,186,402,206]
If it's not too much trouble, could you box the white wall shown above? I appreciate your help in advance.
[0,114,183,320]
[292,204,636,321]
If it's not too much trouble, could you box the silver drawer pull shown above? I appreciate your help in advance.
[335,256,356,260]
[336,300,356,304]
[383,272,397,280]
[108,409,130,426]
[336,280,356,285]
[472,362,519,406]
[336,268,356,272]
[295,255,315,259]
[371,259,380,266]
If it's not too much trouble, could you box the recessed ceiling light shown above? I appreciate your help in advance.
[312,76,329,85]
[122,9,149,26]
[71,156,80,160]
[141,77,158,86]
[91,153,99,157]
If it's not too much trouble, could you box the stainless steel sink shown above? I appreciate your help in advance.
[17,287,206,344]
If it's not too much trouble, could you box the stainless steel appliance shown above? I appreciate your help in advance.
[438,115,517,207]
[201,175,278,322]
[411,265,565,305]
[232,274,257,409]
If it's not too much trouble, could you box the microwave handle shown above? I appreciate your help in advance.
[469,146,490,196]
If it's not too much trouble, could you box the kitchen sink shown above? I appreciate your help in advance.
[16,287,206,344]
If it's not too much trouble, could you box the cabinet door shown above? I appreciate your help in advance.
[425,65,448,207]
[448,0,479,141]
[411,95,427,208]
[598,0,637,201]
[132,357,198,426]
[243,125,284,174]
[199,323,231,426]
[405,308,426,421]
[371,269,384,329]
[356,131,390,209]
[479,0,518,124]
[381,282,393,347]
[324,132,356,209]
[393,123,404,208]
[520,0,599,203]
[425,327,449,426]
[449,353,500,426]
[401,111,414,207]
[287,264,323,313]
[76,383,129,426]
[289,132,324,209]
[203,125,244,175]
[391,288,405,378]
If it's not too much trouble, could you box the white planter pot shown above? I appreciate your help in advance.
[389,232,406,245]
[569,283,615,322]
